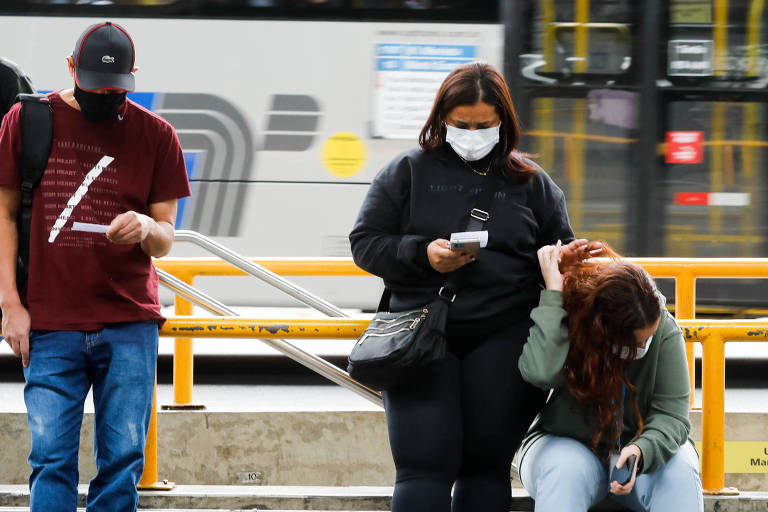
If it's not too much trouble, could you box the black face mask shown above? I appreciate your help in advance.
[74,85,126,122]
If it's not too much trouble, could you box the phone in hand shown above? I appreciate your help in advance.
[450,238,481,256]
[609,453,637,485]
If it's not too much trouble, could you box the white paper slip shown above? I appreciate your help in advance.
[449,230,488,248]
[72,222,110,234]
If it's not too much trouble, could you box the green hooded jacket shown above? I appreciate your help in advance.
[518,289,694,473]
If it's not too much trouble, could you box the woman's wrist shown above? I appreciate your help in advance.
[544,274,563,291]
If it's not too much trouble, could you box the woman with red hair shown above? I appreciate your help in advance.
[517,243,703,511]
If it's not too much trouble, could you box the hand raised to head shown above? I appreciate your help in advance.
[559,239,605,269]
[537,241,564,291]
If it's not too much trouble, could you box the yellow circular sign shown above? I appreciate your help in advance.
[322,132,366,178]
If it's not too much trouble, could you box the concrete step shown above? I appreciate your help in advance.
[1,410,767,492]
[1,485,768,511]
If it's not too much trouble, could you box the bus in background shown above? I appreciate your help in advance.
[0,0,502,307]
[0,0,767,315]
[506,0,768,314]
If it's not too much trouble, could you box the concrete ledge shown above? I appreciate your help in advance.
[1,485,768,511]
[0,410,766,491]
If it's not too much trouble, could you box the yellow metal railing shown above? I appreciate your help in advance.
[628,258,768,408]
[156,257,367,279]
[153,258,367,408]
[145,257,768,494]
[155,257,768,409]
[147,314,767,495]
[677,319,768,495]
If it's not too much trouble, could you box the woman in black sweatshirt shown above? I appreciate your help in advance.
[349,62,598,512]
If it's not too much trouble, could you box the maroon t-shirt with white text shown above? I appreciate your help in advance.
[0,91,191,330]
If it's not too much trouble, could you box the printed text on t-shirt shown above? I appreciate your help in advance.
[48,155,114,243]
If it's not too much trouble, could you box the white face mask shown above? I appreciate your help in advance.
[613,335,654,360]
[445,123,500,161]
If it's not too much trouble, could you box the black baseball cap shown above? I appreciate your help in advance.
[72,21,135,92]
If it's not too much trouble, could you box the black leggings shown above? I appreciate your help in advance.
[382,318,546,512]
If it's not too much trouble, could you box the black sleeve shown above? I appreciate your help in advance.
[349,154,434,283]
[538,190,575,246]
[528,163,575,246]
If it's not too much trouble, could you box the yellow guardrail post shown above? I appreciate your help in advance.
[164,272,204,411]
[675,271,697,408]
[138,377,173,490]
[701,332,725,494]
[679,319,768,495]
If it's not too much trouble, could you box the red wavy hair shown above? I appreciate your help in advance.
[560,246,663,453]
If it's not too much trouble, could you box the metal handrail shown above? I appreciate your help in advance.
[141,261,382,490]
[157,269,235,316]
[173,230,348,318]
[159,266,380,404]
[156,260,380,406]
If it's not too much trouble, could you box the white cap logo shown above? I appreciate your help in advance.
[102,55,115,64]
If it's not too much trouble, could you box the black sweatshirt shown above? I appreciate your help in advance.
[350,144,574,336]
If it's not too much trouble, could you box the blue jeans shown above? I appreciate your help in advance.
[23,322,158,512]
[519,434,703,512]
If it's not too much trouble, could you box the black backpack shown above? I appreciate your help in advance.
[14,93,53,292]
[0,57,35,120]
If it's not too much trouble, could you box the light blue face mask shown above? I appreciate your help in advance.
[445,123,500,161]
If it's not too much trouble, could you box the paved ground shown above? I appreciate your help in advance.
[0,381,379,413]
[1,381,766,413]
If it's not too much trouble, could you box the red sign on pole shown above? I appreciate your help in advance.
[666,131,704,164]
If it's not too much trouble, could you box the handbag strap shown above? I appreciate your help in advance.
[439,174,502,301]
[377,174,503,312]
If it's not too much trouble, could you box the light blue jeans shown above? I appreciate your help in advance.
[519,434,703,512]
[23,322,158,512]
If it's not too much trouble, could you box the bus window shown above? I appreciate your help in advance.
[664,100,767,258]
[516,1,641,252]
[667,0,768,85]
[525,0,635,82]
[522,94,638,253]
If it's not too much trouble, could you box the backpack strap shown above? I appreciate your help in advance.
[16,93,53,291]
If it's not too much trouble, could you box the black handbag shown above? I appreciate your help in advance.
[347,175,501,391]
[346,292,450,390]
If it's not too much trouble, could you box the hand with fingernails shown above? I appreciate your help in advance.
[610,444,643,495]
[427,238,475,273]
[559,238,605,268]
[537,239,605,291]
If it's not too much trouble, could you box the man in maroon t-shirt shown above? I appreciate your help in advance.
[0,22,190,512]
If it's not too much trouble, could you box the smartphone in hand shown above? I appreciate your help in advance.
[450,238,481,256]
[609,453,637,485]
[449,231,487,256]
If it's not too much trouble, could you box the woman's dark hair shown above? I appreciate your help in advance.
[560,246,664,453]
[418,61,537,181]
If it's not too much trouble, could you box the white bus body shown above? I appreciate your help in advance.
[0,15,503,309]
